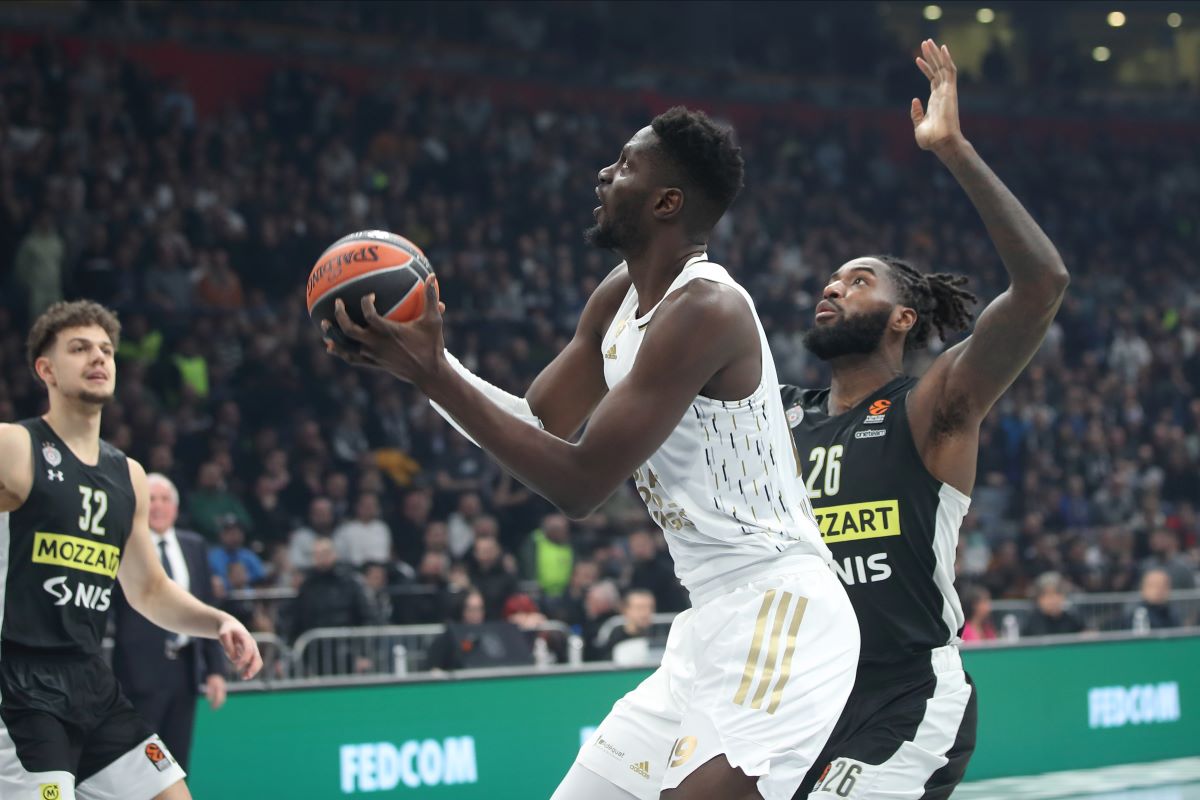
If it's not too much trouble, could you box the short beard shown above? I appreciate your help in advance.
[74,388,115,406]
[803,307,893,361]
[584,194,648,254]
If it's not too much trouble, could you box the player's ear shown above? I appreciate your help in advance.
[34,356,54,386]
[892,305,918,336]
[653,187,684,221]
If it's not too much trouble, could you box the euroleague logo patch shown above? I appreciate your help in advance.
[864,398,892,424]
[145,741,174,772]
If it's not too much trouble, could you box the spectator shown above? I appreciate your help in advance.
[188,462,252,541]
[582,580,621,661]
[362,562,394,625]
[546,559,599,627]
[959,585,997,643]
[427,590,488,671]
[13,207,65,317]
[1140,528,1196,591]
[402,551,453,624]
[446,491,485,559]
[520,513,575,600]
[288,537,377,644]
[425,589,533,672]
[1023,572,1085,637]
[333,491,392,568]
[288,497,338,572]
[625,529,687,612]
[1126,569,1181,631]
[600,588,656,663]
[208,516,266,591]
[467,537,519,621]
[392,488,434,565]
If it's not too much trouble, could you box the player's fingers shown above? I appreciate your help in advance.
[246,648,263,679]
[421,277,439,320]
[942,44,957,76]
[910,98,925,125]
[361,293,389,332]
[219,629,236,659]
[925,39,941,70]
[333,298,370,342]
[915,57,935,82]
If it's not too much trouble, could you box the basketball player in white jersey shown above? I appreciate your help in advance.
[324,107,859,799]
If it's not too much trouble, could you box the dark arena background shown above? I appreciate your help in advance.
[1,1,1198,798]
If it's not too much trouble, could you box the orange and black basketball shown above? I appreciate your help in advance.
[306,230,438,347]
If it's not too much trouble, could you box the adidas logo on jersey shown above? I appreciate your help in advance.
[629,761,651,779]
[604,344,617,359]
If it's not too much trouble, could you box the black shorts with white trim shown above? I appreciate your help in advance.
[795,645,978,800]
[0,645,155,780]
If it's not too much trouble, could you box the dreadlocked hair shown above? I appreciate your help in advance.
[869,254,978,352]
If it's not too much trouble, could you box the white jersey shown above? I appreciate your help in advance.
[602,256,831,604]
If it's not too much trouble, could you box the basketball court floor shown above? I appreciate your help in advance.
[957,758,1200,799]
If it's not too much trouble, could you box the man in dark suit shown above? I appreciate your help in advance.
[110,472,229,771]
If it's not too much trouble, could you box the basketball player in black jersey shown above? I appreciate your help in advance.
[783,41,1069,799]
[0,301,262,799]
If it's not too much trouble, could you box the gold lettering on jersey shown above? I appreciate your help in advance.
[632,467,692,531]
[32,532,121,578]
[814,500,901,543]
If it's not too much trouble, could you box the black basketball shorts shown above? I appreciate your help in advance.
[0,647,186,800]
[795,644,978,800]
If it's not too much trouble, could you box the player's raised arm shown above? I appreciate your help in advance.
[330,277,753,519]
[907,39,1069,427]
[117,458,262,679]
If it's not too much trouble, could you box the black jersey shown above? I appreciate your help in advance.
[781,376,970,664]
[1,418,136,654]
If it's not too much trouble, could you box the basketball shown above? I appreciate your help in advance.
[306,230,438,343]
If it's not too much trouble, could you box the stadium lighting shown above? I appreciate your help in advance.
[1167,12,1182,28]
[977,8,995,23]
[923,5,943,21]
[1107,11,1126,27]
[1093,46,1112,62]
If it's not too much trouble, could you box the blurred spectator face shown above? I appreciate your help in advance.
[571,560,599,593]
[149,445,174,474]
[474,537,501,570]
[543,513,570,544]
[585,581,619,619]
[1036,583,1066,616]
[197,462,222,490]
[363,563,388,590]
[472,515,500,541]
[1141,570,1171,605]
[326,472,350,502]
[309,498,335,534]
[147,475,179,534]
[418,552,448,581]
[462,591,485,625]
[1150,529,1178,556]
[424,522,449,554]
[628,530,656,561]
[404,490,432,521]
[228,561,249,591]
[355,492,380,522]
[458,493,483,517]
[312,538,337,573]
[219,519,245,550]
[971,588,992,622]
[623,591,655,633]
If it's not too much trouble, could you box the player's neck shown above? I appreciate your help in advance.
[827,352,903,415]
[625,240,707,317]
[43,399,103,465]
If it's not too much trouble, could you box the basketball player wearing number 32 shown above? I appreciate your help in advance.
[783,41,1069,799]
[324,108,860,799]
[0,301,263,800]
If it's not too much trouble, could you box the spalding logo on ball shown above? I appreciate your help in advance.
[307,230,439,347]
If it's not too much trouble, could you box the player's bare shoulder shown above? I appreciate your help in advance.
[0,422,34,511]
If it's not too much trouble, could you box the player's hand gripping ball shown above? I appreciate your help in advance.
[307,230,439,350]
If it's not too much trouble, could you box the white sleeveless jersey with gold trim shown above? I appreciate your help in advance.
[602,256,831,603]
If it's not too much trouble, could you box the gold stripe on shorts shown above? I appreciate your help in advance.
[750,591,793,710]
[766,597,808,714]
[733,589,776,706]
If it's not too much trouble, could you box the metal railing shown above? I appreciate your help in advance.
[990,587,1200,637]
[291,624,445,678]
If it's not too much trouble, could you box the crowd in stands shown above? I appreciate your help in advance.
[1,20,1197,667]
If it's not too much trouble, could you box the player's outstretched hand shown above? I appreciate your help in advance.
[218,618,263,680]
[323,278,447,388]
[911,38,964,154]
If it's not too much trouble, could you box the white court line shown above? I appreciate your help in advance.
[956,757,1200,799]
